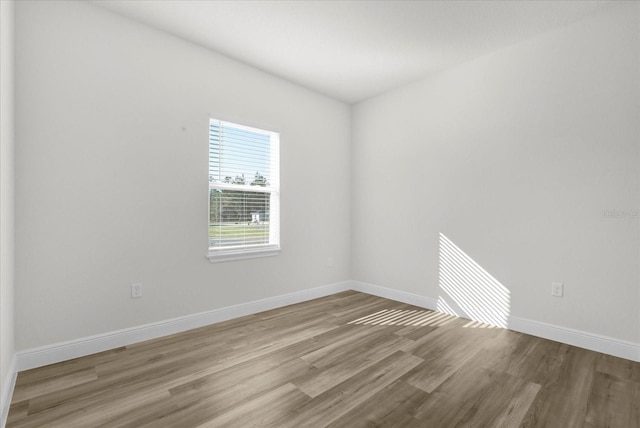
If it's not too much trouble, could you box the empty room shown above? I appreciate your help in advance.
[1,0,639,427]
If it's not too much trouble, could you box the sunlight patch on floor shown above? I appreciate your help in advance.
[349,308,502,329]
[348,309,455,327]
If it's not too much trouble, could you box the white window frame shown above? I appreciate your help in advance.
[207,119,280,263]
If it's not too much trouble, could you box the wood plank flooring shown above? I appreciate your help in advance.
[7,291,640,427]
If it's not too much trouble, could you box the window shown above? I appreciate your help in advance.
[207,119,280,262]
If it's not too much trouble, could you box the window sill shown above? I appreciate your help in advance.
[206,245,281,263]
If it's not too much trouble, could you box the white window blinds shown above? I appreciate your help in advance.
[208,119,280,262]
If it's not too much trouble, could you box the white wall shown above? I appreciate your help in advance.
[12,0,639,360]
[1,0,16,418]
[352,4,639,343]
[15,0,351,350]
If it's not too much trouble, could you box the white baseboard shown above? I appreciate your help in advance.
[507,316,640,362]
[1,355,17,428]
[351,280,640,362]
[16,281,351,371]
[350,280,439,310]
[13,279,639,375]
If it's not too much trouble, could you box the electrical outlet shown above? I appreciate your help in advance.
[131,283,143,299]
[327,257,333,268]
[551,282,563,297]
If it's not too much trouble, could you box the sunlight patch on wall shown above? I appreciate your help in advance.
[437,233,510,328]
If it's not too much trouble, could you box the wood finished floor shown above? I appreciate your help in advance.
[7,291,640,427]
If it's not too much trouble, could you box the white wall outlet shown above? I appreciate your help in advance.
[551,282,563,297]
[131,283,143,299]
[327,257,333,268]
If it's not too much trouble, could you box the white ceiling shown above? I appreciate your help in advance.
[91,0,618,104]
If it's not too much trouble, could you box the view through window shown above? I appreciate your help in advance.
[208,119,280,262]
